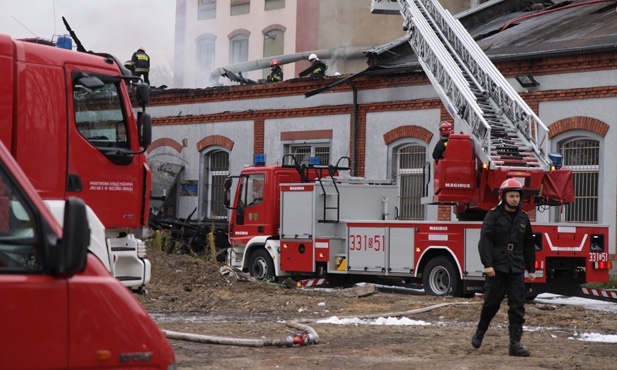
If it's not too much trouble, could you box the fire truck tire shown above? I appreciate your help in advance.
[422,256,462,297]
[249,249,275,281]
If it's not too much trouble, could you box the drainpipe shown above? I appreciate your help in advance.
[350,82,358,176]
[209,46,369,85]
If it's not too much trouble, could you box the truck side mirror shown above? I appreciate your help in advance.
[223,177,233,208]
[135,82,150,106]
[138,112,152,148]
[76,74,104,89]
[61,197,90,274]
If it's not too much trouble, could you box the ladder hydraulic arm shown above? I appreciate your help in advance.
[371,0,573,215]
[396,0,553,171]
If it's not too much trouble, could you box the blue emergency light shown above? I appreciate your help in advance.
[548,153,562,169]
[254,153,266,166]
[309,156,321,165]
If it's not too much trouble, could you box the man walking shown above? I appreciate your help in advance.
[471,178,536,356]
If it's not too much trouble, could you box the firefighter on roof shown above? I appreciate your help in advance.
[299,53,327,79]
[267,59,283,82]
[432,121,453,162]
[131,47,150,85]
[472,178,536,357]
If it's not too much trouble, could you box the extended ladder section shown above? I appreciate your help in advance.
[396,0,552,171]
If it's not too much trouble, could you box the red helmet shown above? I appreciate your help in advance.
[439,121,453,137]
[498,178,523,200]
[270,59,280,67]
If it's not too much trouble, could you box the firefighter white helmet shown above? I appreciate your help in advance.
[308,53,318,61]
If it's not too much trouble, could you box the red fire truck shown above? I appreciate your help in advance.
[0,31,152,292]
[224,156,610,297]
[0,140,176,369]
[223,0,613,297]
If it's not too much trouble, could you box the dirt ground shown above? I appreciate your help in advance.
[137,247,617,370]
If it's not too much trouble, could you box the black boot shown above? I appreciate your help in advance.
[471,322,489,349]
[508,324,531,357]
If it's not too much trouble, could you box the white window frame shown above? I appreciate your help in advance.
[552,134,601,224]
[199,148,229,221]
[284,141,331,166]
[229,34,249,64]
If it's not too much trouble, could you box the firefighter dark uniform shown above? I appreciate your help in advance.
[471,178,536,357]
[124,60,135,75]
[432,138,447,161]
[299,54,327,79]
[131,47,150,84]
[432,121,453,162]
[267,59,284,82]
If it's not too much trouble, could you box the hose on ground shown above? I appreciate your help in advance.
[162,301,475,347]
[296,301,478,323]
[163,320,318,347]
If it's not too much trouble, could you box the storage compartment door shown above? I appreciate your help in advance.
[465,228,483,277]
[281,189,314,239]
[347,227,386,273]
[389,227,414,274]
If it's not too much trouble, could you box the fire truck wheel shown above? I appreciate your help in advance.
[249,249,275,281]
[422,256,462,297]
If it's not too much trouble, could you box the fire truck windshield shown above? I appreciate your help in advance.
[0,166,37,271]
[72,72,129,153]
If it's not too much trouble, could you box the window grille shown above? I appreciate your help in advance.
[559,138,599,223]
[396,145,425,220]
[289,144,330,166]
[208,151,229,219]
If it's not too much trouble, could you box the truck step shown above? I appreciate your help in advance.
[116,276,143,281]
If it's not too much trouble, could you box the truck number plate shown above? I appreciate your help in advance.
[589,252,609,263]
[349,233,386,252]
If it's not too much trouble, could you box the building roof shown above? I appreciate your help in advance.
[368,0,617,71]
[470,0,617,60]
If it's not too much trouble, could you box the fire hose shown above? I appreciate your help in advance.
[162,301,476,347]
[163,320,318,347]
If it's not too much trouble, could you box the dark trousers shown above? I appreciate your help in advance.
[479,270,526,326]
[137,72,150,84]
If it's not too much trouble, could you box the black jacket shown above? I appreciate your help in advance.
[267,66,283,82]
[131,50,150,73]
[299,60,327,78]
[478,205,535,274]
[432,139,447,161]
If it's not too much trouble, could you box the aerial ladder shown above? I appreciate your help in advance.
[372,0,573,219]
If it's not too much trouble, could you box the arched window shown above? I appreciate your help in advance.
[196,34,216,86]
[394,144,426,220]
[558,137,599,223]
[199,149,229,221]
[229,33,249,64]
[262,28,284,79]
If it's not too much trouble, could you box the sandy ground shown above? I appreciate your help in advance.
[137,247,617,370]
